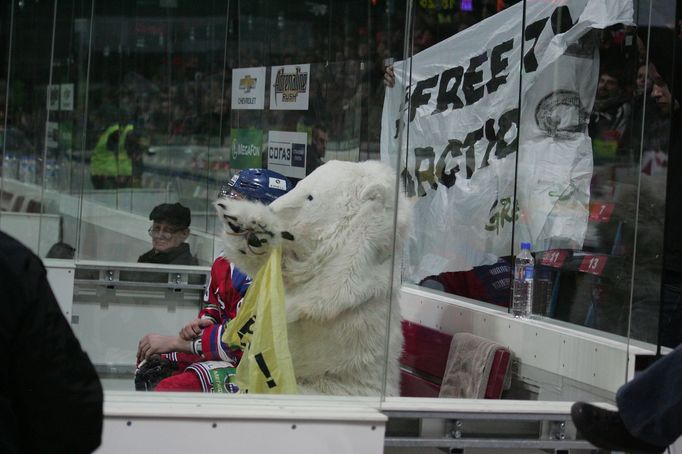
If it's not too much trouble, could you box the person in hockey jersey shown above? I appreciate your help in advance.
[135,168,293,392]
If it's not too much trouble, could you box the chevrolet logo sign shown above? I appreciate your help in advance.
[239,75,257,93]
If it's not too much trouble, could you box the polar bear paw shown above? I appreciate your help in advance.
[214,198,282,256]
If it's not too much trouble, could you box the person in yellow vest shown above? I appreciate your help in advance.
[90,123,134,189]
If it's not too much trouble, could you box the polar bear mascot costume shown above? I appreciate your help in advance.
[214,160,411,396]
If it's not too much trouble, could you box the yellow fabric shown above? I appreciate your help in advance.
[90,123,133,177]
[116,124,134,176]
[90,124,119,177]
[223,246,297,394]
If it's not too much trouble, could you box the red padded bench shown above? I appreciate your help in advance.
[1,191,13,211]
[400,320,511,399]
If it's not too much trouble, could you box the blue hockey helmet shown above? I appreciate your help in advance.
[218,168,293,205]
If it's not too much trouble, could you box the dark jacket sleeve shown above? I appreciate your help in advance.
[0,232,103,454]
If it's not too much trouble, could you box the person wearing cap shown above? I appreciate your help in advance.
[136,169,293,392]
[138,202,198,266]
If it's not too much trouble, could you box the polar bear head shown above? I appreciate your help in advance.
[215,160,411,293]
[273,160,409,284]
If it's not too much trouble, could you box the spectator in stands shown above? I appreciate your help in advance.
[419,258,513,309]
[635,63,655,97]
[650,63,680,117]
[652,50,682,348]
[46,241,76,259]
[138,202,198,265]
[90,121,136,190]
[1,231,103,454]
[626,61,678,175]
[605,53,681,345]
[307,124,328,177]
[589,67,631,145]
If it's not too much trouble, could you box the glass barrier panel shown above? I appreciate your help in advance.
[631,0,680,351]
[219,0,402,403]
[37,0,95,262]
[1,0,60,257]
[388,0,680,407]
[0,0,406,404]
[6,0,679,417]
[391,0,519,309]
[74,1,231,266]
[513,5,639,332]
[514,0,679,350]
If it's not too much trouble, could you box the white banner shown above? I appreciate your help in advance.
[267,130,308,179]
[380,0,633,281]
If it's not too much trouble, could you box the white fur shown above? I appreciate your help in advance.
[215,160,411,396]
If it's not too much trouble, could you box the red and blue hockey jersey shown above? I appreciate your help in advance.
[197,255,251,362]
[160,255,250,372]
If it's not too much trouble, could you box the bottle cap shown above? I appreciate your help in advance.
[520,242,531,249]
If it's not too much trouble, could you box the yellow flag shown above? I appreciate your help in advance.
[223,246,297,394]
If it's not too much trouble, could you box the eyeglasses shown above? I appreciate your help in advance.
[148,226,184,240]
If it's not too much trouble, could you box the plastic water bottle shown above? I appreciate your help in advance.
[533,266,553,317]
[512,242,534,318]
[44,158,61,189]
[4,152,18,179]
[19,155,36,183]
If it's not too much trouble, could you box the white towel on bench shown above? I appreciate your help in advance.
[439,332,509,399]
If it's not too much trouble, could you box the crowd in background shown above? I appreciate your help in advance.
[1,0,680,346]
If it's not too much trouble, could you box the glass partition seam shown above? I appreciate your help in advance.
[204,0,231,245]
[75,0,95,264]
[1,0,16,204]
[36,0,60,255]
[236,0,241,68]
[401,0,414,179]
[624,1,655,380]
[326,0,332,67]
[380,87,404,400]
[164,4,172,202]
[211,0,231,240]
[382,0,415,402]
[363,0,371,162]
[508,0,530,315]
[658,3,680,355]
[264,0,271,64]
[318,0,332,106]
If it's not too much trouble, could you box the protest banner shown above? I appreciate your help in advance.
[380,0,633,282]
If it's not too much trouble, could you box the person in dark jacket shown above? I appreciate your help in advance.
[138,202,198,265]
[0,231,103,454]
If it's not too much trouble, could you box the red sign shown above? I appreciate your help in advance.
[579,255,608,276]
[539,249,569,268]
[589,202,614,222]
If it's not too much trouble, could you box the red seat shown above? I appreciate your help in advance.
[0,191,13,211]
[11,195,25,212]
[400,370,440,397]
[485,348,511,399]
[26,199,42,213]
[399,320,511,399]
